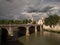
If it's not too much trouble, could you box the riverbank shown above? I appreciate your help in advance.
[44,29,60,34]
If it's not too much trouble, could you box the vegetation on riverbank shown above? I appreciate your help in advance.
[0,19,36,24]
[44,14,60,27]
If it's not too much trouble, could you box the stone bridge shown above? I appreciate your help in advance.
[0,24,43,36]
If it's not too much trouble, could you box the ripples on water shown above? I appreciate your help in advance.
[18,31,60,45]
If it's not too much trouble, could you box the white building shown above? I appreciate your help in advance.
[37,17,44,25]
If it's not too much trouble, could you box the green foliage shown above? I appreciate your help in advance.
[44,14,60,27]
[0,19,32,24]
[28,19,32,23]
[32,21,36,24]
[22,19,28,24]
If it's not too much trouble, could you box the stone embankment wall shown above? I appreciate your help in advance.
[43,25,60,31]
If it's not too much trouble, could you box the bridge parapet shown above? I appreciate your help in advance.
[0,24,31,26]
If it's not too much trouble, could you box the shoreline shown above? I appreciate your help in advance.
[44,29,60,34]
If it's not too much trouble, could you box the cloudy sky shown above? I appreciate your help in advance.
[0,0,60,20]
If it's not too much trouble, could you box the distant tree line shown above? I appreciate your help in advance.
[0,19,33,24]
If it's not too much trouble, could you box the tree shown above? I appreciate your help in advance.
[44,14,60,27]
[28,19,32,23]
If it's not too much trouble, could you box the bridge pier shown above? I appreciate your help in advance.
[26,27,30,36]
[35,25,37,33]
[8,24,14,36]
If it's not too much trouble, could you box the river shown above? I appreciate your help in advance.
[18,31,60,45]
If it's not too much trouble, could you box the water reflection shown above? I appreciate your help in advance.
[18,31,60,45]
[35,32,37,39]
[26,36,29,45]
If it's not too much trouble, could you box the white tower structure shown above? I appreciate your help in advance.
[37,17,44,25]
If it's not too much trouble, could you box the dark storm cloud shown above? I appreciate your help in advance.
[6,0,13,2]
[40,6,53,12]
[26,7,40,13]
[0,0,27,20]
[26,6,53,13]
[44,0,60,2]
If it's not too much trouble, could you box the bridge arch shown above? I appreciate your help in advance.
[29,26,35,34]
[17,27,26,37]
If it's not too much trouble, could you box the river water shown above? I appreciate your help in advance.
[18,31,60,45]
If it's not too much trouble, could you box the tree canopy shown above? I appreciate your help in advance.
[44,14,60,27]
